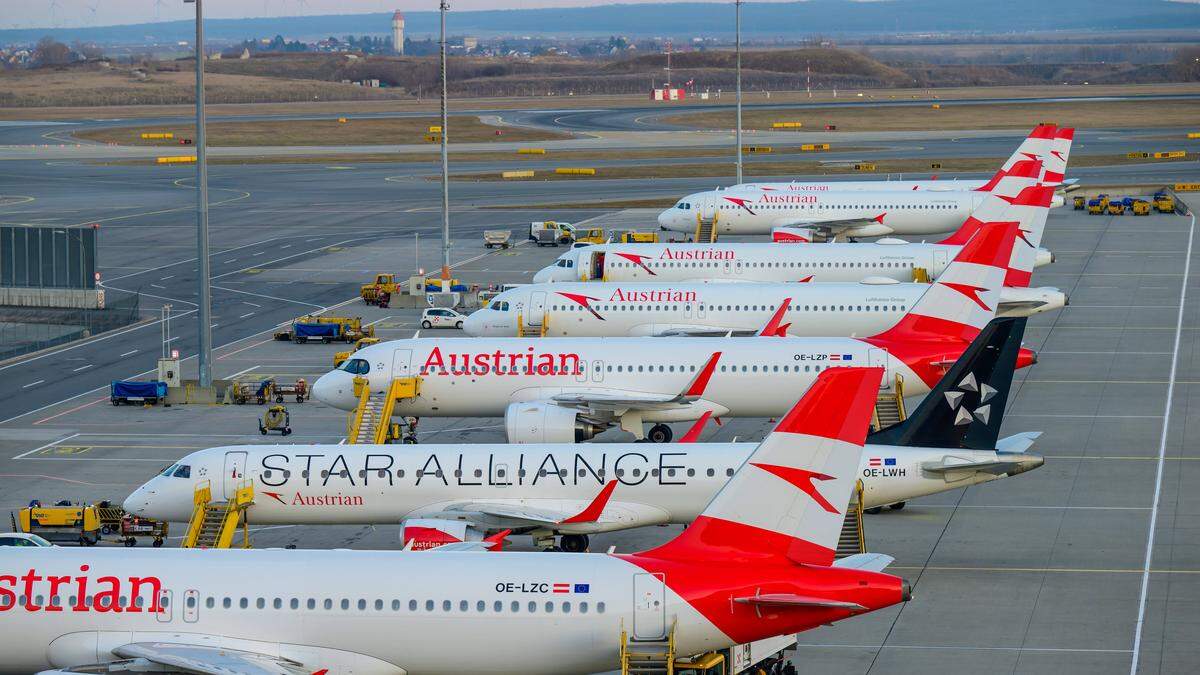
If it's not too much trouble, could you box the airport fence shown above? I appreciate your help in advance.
[0,292,141,362]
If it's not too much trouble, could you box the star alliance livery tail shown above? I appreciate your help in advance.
[868,317,1026,450]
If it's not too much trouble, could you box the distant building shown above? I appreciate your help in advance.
[392,10,405,56]
[462,36,478,52]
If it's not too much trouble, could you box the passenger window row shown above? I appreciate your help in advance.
[611,260,915,269]
[262,466,735,481]
[550,304,906,313]
[196,595,606,615]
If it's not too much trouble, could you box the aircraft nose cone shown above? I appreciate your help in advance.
[532,267,552,284]
[312,371,356,410]
[657,210,672,230]
[122,489,146,515]
[462,310,484,337]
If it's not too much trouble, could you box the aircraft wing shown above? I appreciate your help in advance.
[552,390,688,411]
[111,643,310,675]
[442,481,619,527]
[777,215,884,237]
[654,326,759,337]
[422,541,502,552]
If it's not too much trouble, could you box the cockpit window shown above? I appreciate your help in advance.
[160,463,178,477]
[491,301,510,312]
[172,464,191,479]
[676,202,691,210]
[555,259,574,268]
[340,358,370,375]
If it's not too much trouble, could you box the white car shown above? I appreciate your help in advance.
[0,532,54,547]
[421,307,466,330]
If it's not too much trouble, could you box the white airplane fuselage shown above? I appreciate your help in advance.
[466,281,923,338]
[656,189,986,236]
[311,337,926,420]
[0,548,742,675]
[532,241,1052,286]
[124,441,1044,526]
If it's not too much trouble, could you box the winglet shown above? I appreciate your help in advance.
[560,480,618,524]
[758,298,792,337]
[679,410,713,443]
[680,352,722,398]
[483,529,511,551]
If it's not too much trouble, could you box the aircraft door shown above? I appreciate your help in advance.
[592,359,605,383]
[632,573,667,640]
[183,589,199,623]
[592,252,605,280]
[222,450,248,499]
[575,359,589,383]
[722,259,731,275]
[868,348,890,389]
[392,349,413,378]
[698,302,706,319]
[528,291,547,327]
[734,259,743,275]
[932,249,949,278]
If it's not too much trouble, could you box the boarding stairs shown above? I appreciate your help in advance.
[871,373,908,432]
[348,376,422,444]
[182,479,253,549]
[693,210,718,243]
[836,480,866,559]
[517,311,549,337]
[621,620,677,675]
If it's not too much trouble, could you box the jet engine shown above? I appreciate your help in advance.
[505,401,603,443]
[772,226,818,243]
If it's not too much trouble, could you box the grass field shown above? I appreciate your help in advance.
[453,152,1192,182]
[664,98,1200,132]
[4,82,1199,121]
[74,117,566,146]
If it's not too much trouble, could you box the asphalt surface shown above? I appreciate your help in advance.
[1,100,1200,673]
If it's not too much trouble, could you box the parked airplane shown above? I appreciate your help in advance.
[534,173,1062,315]
[313,222,1034,442]
[657,128,1073,240]
[471,194,1062,338]
[127,319,1041,554]
[735,124,1067,193]
[3,369,911,675]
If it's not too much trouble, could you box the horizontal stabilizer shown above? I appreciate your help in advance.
[732,593,866,611]
[832,552,896,573]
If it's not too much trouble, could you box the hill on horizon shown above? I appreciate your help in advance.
[2,1,1199,46]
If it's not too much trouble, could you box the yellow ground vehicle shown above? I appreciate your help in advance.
[1155,194,1176,213]
[1086,199,1104,215]
[361,273,400,306]
[230,379,275,404]
[1073,196,1086,210]
[529,221,575,245]
[613,230,660,243]
[573,227,606,245]
[15,500,100,545]
[259,405,292,436]
[334,337,381,367]
[1131,200,1151,216]
[1097,195,1111,209]
[1107,201,1126,215]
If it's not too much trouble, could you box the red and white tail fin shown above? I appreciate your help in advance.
[1042,127,1074,185]
[874,221,1018,342]
[644,367,883,565]
[975,124,1057,193]
[939,158,1042,246]
[998,185,1056,287]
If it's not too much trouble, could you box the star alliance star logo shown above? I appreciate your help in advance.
[943,371,1000,426]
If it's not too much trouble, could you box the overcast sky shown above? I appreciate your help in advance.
[10,0,778,29]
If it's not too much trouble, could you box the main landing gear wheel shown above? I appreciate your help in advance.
[559,534,589,553]
[889,501,906,511]
[864,507,884,515]
[647,424,673,443]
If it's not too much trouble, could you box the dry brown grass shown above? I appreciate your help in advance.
[665,98,1200,132]
[453,153,1191,183]
[74,117,565,147]
[0,66,405,109]
[4,81,1199,121]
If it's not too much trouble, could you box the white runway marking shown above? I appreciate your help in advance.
[12,433,80,460]
[22,380,43,388]
[1131,212,1195,675]
[71,364,92,372]
[120,349,138,357]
